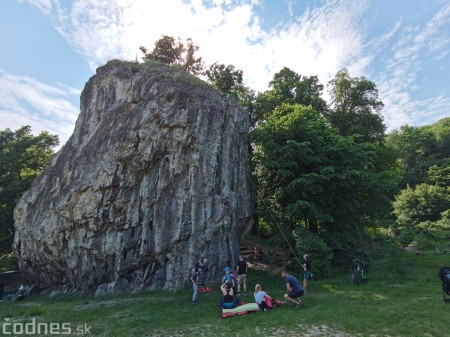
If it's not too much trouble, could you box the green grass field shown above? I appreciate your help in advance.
[1,251,450,337]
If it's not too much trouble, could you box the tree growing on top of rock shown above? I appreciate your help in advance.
[140,35,204,75]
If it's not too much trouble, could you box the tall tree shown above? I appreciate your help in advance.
[204,62,244,97]
[140,35,203,74]
[0,126,58,254]
[251,104,396,234]
[386,125,438,188]
[327,68,385,144]
[254,67,327,121]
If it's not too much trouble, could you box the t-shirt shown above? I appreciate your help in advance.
[285,274,302,292]
[254,290,266,303]
[304,259,312,271]
[191,272,199,284]
[237,260,247,275]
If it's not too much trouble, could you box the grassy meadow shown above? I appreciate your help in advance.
[1,251,450,337]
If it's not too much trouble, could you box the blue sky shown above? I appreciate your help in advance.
[1,0,449,146]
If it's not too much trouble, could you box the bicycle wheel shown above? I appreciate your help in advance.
[350,270,361,285]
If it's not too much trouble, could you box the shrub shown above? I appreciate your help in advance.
[322,230,369,270]
[292,228,333,278]
[0,252,18,272]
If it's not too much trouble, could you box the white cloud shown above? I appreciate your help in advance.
[18,0,53,15]
[374,2,450,131]
[16,0,450,136]
[27,0,369,94]
[0,70,79,145]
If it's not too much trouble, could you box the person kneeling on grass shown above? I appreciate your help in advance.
[220,282,240,309]
[281,270,304,307]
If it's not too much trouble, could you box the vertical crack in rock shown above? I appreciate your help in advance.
[13,61,254,294]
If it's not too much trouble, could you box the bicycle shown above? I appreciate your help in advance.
[350,259,368,285]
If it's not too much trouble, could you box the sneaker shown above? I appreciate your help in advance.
[192,300,198,304]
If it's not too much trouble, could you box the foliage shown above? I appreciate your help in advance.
[326,68,386,144]
[392,183,450,246]
[251,103,397,236]
[321,230,369,269]
[140,35,204,75]
[0,126,58,254]
[426,158,450,187]
[204,63,244,96]
[293,227,333,278]
[254,67,327,122]
[414,216,450,249]
[386,125,438,188]
[0,252,17,272]
[392,184,450,228]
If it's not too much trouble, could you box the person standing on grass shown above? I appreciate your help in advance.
[302,254,312,293]
[236,255,248,295]
[281,270,304,307]
[190,267,199,304]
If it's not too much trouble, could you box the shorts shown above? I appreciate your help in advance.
[237,274,246,285]
[288,289,304,299]
[303,271,312,280]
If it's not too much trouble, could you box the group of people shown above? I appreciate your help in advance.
[191,252,313,311]
[218,255,248,308]
[253,253,312,310]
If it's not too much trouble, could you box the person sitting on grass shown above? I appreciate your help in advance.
[220,282,240,309]
[281,270,304,307]
[254,284,272,311]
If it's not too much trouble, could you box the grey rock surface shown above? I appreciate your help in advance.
[13,60,254,293]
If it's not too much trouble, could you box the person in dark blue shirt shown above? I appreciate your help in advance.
[281,270,304,307]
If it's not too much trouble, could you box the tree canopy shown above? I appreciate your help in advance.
[254,67,327,121]
[326,68,386,144]
[251,104,397,235]
[140,35,204,75]
[0,126,58,254]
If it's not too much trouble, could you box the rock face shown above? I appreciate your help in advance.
[13,60,254,293]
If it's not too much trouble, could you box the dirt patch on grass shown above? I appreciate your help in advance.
[148,323,360,337]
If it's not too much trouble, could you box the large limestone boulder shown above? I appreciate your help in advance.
[13,60,254,293]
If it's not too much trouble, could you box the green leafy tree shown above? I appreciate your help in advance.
[254,67,327,121]
[0,126,58,254]
[204,62,244,96]
[204,62,256,125]
[251,104,396,235]
[326,68,385,144]
[183,38,204,75]
[392,183,450,246]
[426,159,450,187]
[392,184,450,229]
[140,35,204,74]
[386,125,438,188]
